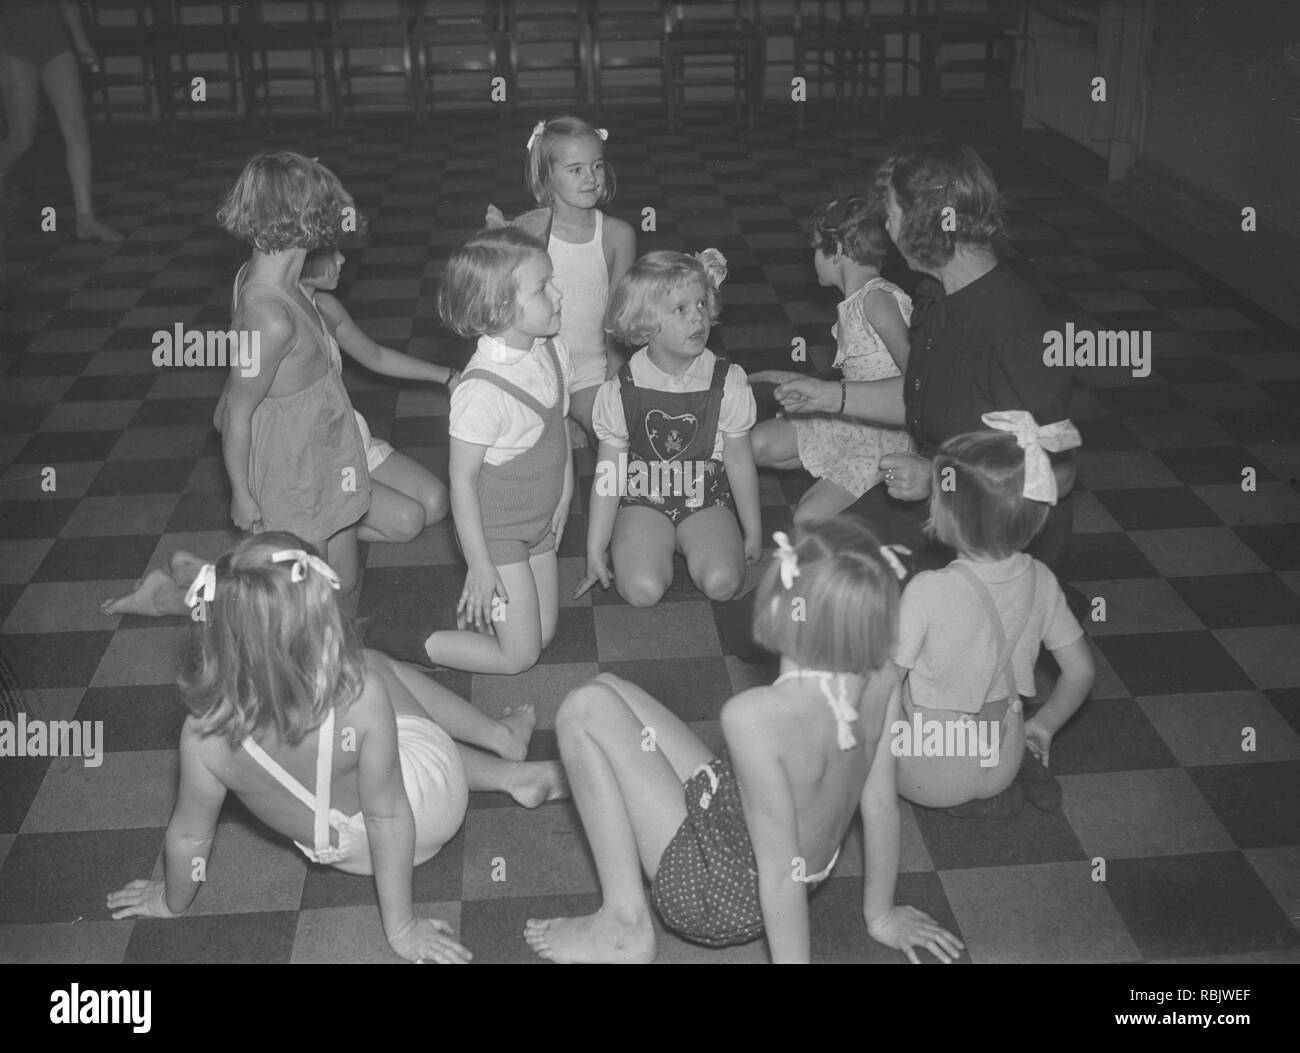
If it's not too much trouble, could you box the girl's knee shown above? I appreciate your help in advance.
[557,678,620,727]
[388,499,427,544]
[791,501,823,528]
[423,484,450,526]
[617,575,667,608]
[497,638,541,675]
[696,565,742,602]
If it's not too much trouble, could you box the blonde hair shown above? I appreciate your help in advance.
[526,115,616,207]
[218,152,360,254]
[751,517,898,674]
[927,430,1050,559]
[179,533,365,748]
[437,226,549,339]
[604,251,721,347]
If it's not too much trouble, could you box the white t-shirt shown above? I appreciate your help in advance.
[448,334,573,466]
[591,348,757,460]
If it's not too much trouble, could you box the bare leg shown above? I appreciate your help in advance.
[323,524,361,596]
[100,568,189,617]
[0,56,40,178]
[530,548,559,648]
[610,504,676,607]
[425,559,543,673]
[749,418,801,469]
[167,550,208,586]
[358,452,449,543]
[370,650,566,807]
[677,504,745,601]
[793,477,859,525]
[524,674,714,963]
[40,52,120,242]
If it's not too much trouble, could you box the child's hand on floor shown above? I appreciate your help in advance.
[230,493,264,534]
[389,917,472,964]
[106,879,183,921]
[867,905,965,964]
[743,531,762,564]
[1024,717,1054,768]
[575,550,612,599]
[459,562,508,633]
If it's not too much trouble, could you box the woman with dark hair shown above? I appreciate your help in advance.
[775,139,1076,571]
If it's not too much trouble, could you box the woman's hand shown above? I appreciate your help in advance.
[1024,716,1054,769]
[230,493,264,533]
[106,880,182,921]
[389,917,472,964]
[747,369,805,388]
[458,561,508,633]
[879,452,932,502]
[867,905,964,964]
[774,377,839,416]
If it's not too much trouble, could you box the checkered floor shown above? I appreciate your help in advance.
[1,102,1298,965]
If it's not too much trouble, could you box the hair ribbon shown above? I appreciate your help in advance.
[525,120,546,151]
[981,410,1082,505]
[271,549,342,589]
[184,563,217,610]
[694,247,728,288]
[772,531,800,589]
[878,545,911,581]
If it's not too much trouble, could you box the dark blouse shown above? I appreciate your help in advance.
[903,262,1072,455]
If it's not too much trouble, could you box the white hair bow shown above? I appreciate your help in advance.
[525,120,547,151]
[772,531,800,589]
[878,545,912,581]
[271,549,342,589]
[981,410,1082,505]
[595,127,609,141]
[694,247,728,288]
[183,563,217,610]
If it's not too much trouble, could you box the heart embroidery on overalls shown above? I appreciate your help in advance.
[645,410,698,462]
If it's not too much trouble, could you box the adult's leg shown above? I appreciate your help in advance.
[0,55,41,176]
[40,51,120,241]
[792,478,858,526]
[610,504,676,607]
[677,504,745,601]
[524,673,713,963]
[749,418,802,470]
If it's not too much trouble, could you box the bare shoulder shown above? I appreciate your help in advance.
[603,212,636,244]
[720,686,782,736]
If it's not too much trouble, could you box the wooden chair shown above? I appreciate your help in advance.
[663,1,765,131]
[239,1,332,121]
[152,0,244,121]
[327,0,421,120]
[914,0,1023,97]
[501,0,593,111]
[411,0,507,114]
[863,0,927,98]
[767,1,887,127]
[588,0,665,111]
[81,0,160,121]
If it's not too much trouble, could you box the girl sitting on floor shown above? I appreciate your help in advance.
[527,517,964,964]
[106,533,566,963]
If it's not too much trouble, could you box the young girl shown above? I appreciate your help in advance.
[524,116,636,447]
[579,250,761,607]
[365,227,573,675]
[893,412,1093,818]
[750,195,914,524]
[105,533,567,963]
[526,517,964,964]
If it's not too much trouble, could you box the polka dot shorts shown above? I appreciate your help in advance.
[650,753,765,948]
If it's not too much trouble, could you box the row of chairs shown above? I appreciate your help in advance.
[79,2,1021,127]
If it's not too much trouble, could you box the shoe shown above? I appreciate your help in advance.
[1017,748,1062,812]
[942,782,1025,819]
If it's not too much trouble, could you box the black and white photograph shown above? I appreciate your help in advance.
[0,0,1297,983]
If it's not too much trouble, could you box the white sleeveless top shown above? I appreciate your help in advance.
[548,212,609,390]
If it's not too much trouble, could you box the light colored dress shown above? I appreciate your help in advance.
[792,277,915,497]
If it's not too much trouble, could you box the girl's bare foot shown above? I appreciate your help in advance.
[75,214,123,243]
[100,567,185,617]
[524,908,656,964]
[505,759,568,809]
[495,703,537,761]
[167,550,206,586]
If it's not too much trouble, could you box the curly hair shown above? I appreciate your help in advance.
[437,226,549,339]
[877,139,1004,269]
[180,533,366,749]
[526,115,617,207]
[809,192,891,268]
[604,251,721,347]
[218,152,362,254]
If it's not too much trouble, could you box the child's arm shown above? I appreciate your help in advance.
[722,431,762,564]
[355,674,471,963]
[448,437,509,631]
[106,723,227,920]
[863,288,912,373]
[603,215,637,364]
[724,696,810,964]
[552,445,574,550]
[861,672,964,963]
[314,292,458,389]
[580,439,624,595]
[1024,634,1094,768]
[220,299,295,532]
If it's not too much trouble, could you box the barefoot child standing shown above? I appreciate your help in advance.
[106,534,566,963]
